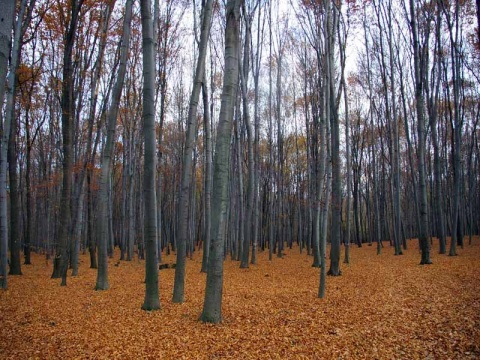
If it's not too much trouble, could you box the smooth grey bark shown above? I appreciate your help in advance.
[409,0,432,265]
[342,66,351,264]
[293,87,303,254]
[127,128,136,261]
[0,0,14,107]
[234,103,244,262]
[201,74,212,273]
[7,0,34,275]
[96,0,133,291]
[84,2,114,269]
[8,0,35,274]
[51,0,84,286]
[200,0,240,324]
[427,6,446,254]
[373,0,401,254]
[327,3,341,277]
[140,0,160,311]
[398,52,421,237]
[363,4,381,254]
[8,108,21,275]
[385,0,403,255]
[275,52,284,259]
[335,3,351,264]
[297,0,333,268]
[351,110,364,248]
[24,102,33,266]
[239,5,254,268]
[173,0,213,303]
[319,99,332,298]
[0,0,19,289]
[440,0,463,257]
[313,92,326,269]
[251,0,264,265]
[268,0,274,262]
[71,179,85,276]
[87,172,97,268]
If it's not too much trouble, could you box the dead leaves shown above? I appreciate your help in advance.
[1,238,480,359]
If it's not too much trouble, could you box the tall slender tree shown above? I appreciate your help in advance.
[427,4,446,254]
[409,0,432,265]
[200,72,212,273]
[96,0,133,291]
[327,2,342,277]
[51,0,84,285]
[173,0,213,303]
[200,0,241,324]
[7,0,36,276]
[239,2,254,269]
[140,0,160,311]
[0,0,16,289]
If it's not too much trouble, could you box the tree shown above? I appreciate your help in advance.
[51,0,84,285]
[96,0,133,291]
[239,2,255,269]
[173,0,213,304]
[439,0,464,257]
[140,0,160,311]
[409,0,432,265]
[251,0,265,265]
[327,2,342,277]
[0,0,16,289]
[427,3,446,254]
[7,0,36,275]
[200,0,241,324]
[200,71,212,273]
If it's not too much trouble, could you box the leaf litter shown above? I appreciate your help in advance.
[1,238,479,359]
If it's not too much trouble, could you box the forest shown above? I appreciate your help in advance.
[1,0,480,357]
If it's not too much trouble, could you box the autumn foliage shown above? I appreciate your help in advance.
[1,239,480,359]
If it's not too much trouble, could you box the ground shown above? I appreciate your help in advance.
[1,238,479,359]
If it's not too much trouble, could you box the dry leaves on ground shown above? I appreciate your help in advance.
[1,238,479,359]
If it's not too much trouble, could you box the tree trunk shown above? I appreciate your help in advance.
[327,3,341,277]
[428,6,446,254]
[409,0,432,265]
[51,0,84,286]
[342,74,351,264]
[441,0,463,257]
[8,103,21,275]
[363,4,381,254]
[251,1,263,265]
[0,0,21,289]
[173,0,213,303]
[201,74,212,273]
[239,4,254,268]
[96,0,133,290]
[140,0,160,311]
[200,0,240,324]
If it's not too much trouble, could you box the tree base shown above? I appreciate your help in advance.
[199,312,222,324]
[141,302,160,311]
[95,281,109,291]
[327,269,342,276]
[51,257,62,279]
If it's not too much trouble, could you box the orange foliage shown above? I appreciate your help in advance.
[1,239,479,359]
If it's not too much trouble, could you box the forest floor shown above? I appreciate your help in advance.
[1,238,479,359]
